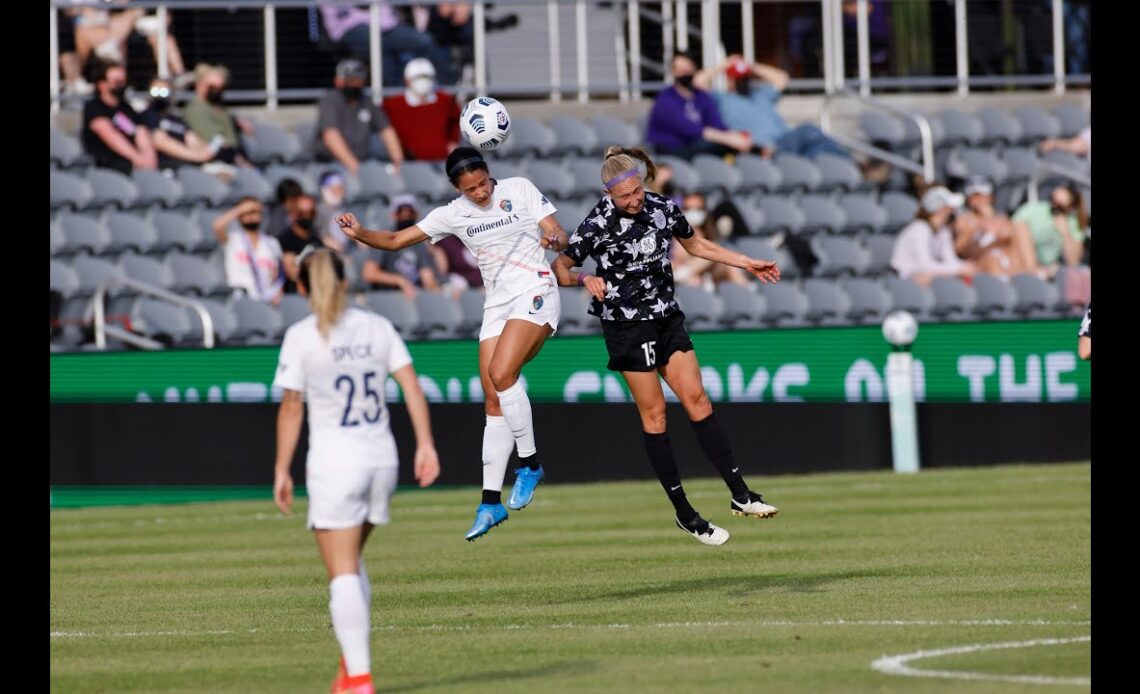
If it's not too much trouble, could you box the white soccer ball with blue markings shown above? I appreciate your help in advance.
[460,97,512,150]
[881,310,919,348]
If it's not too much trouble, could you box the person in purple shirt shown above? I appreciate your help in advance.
[645,51,753,160]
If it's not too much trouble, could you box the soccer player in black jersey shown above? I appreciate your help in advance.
[552,146,782,546]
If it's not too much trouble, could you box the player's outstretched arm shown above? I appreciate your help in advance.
[392,365,441,487]
[538,214,570,253]
[273,389,304,516]
[335,212,431,251]
[677,234,781,283]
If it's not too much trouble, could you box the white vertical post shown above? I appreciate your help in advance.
[474,1,487,96]
[548,1,562,102]
[700,0,719,74]
[1052,0,1066,94]
[629,0,642,100]
[616,5,630,102]
[676,1,689,53]
[576,0,589,103]
[887,351,921,473]
[156,5,170,79]
[50,6,60,115]
[662,0,674,79]
[955,0,969,96]
[742,0,755,65]
[264,6,278,109]
[831,0,845,91]
[369,4,383,102]
[856,0,870,96]
[821,0,834,93]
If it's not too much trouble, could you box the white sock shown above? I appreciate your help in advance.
[482,415,514,492]
[357,557,371,611]
[329,573,370,677]
[496,381,536,458]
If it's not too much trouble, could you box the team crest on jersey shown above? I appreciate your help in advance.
[500,199,513,212]
[639,235,657,254]
[532,294,544,311]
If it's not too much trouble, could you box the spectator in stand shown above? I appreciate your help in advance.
[277,195,327,294]
[139,76,234,180]
[890,185,976,287]
[1040,126,1091,164]
[71,2,188,85]
[81,59,157,174]
[1011,184,1087,279]
[313,59,405,176]
[267,179,305,241]
[314,170,357,254]
[671,193,750,290]
[315,3,455,87]
[211,197,285,305]
[432,233,484,298]
[951,176,1038,277]
[382,58,461,162]
[183,63,253,168]
[361,195,441,298]
[646,51,752,160]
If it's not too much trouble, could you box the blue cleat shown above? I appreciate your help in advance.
[507,465,545,510]
[465,503,508,541]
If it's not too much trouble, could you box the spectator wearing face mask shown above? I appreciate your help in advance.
[139,76,232,180]
[212,197,285,305]
[360,195,441,299]
[278,195,327,294]
[268,178,305,241]
[81,59,157,174]
[381,58,461,162]
[182,63,253,168]
[314,59,405,175]
[314,170,360,254]
[671,192,750,289]
[646,51,753,160]
[1012,184,1088,278]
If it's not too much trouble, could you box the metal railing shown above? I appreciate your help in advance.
[1027,161,1092,204]
[93,274,216,351]
[821,88,936,183]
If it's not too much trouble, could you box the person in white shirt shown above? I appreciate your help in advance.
[336,147,569,541]
[890,186,977,287]
[273,246,440,694]
[211,197,286,304]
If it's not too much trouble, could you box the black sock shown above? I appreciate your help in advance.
[691,412,750,500]
[482,489,501,505]
[642,431,698,523]
[519,453,541,471]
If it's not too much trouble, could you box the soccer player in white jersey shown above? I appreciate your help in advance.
[336,147,569,541]
[273,247,441,694]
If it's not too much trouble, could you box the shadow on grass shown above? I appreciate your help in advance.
[384,659,596,692]
[555,569,888,603]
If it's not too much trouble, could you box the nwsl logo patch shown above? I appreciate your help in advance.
[532,295,544,311]
[500,199,513,212]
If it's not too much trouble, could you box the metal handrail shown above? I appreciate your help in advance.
[821,87,935,183]
[93,274,216,351]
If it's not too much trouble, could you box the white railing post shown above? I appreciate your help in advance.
[821,0,834,93]
[576,0,589,103]
[955,0,969,96]
[50,6,60,115]
[701,0,717,72]
[369,3,383,103]
[1052,0,1066,94]
[662,0,674,78]
[474,1,487,97]
[676,0,688,53]
[264,5,278,110]
[548,1,562,102]
[742,0,755,65]
[629,0,642,100]
[831,0,845,91]
[856,0,870,96]
[157,5,170,79]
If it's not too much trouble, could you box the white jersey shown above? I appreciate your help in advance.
[418,176,558,308]
[273,307,412,469]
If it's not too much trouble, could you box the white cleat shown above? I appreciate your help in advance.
[731,491,779,519]
[676,515,730,546]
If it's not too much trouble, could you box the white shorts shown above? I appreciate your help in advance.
[479,283,561,342]
[306,464,399,530]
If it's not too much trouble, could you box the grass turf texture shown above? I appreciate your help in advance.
[51,463,1090,693]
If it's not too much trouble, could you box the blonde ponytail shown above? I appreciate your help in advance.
[303,248,348,338]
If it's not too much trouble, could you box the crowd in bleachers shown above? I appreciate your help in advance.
[51,44,1091,351]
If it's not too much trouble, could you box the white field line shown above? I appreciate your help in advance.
[871,636,1091,686]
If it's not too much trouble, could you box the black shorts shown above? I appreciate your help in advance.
[601,310,694,372]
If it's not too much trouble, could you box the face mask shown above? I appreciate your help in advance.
[675,74,694,89]
[1051,204,1069,215]
[205,88,224,105]
[322,189,344,207]
[240,220,261,231]
[734,79,752,96]
[684,209,707,227]
[395,218,417,230]
[110,86,127,101]
[410,77,435,96]
[150,97,170,112]
[342,86,363,101]
[295,217,314,231]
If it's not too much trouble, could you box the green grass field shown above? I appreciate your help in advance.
[50,463,1091,693]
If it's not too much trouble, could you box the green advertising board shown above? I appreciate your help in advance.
[49,320,1088,404]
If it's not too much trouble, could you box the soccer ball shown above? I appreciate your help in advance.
[881,310,919,348]
[460,97,512,150]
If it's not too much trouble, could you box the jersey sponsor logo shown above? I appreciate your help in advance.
[499,199,513,212]
[332,343,373,362]
[465,213,519,237]
[639,236,657,255]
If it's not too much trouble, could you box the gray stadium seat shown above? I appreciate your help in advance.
[734,154,784,192]
[1013,106,1061,143]
[229,167,274,202]
[357,161,406,202]
[839,193,889,235]
[523,160,576,200]
[732,237,798,279]
[978,107,1023,146]
[365,291,419,338]
[87,168,141,209]
[880,191,919,232]
[929,276,978,321]
[50,128,91,170]
[72,254,123,295]
[556,287,595,336]
[231,297,286,343]
[50,170,95,211]
[865,235,896,276]
[844,278,891,324]
[657,156,700,194]
[1052,103,1088,138]
[119,253,174,289]
[773,154,823,192]
[105,212,159,255]
[131,170,185,208]
[167,250,231,297]
[716,283,766,329]
[58,213,113,256]
[401,162,453,203]
[955,149,1009,184]
[1010,272,1067,318]
[938,109,985,146]
[858,110,908,149]
[564,156,604,198]
[294,122,317,157]
[264,165,318,195]
[886,276,935,321]
[1041,150,1089,176]
[813,236,871,277]
[555,199,594,232]
[50,259,81,298]
[799,194,847,235]
[673,284,723,331]
[591,116,640,149]
[758,282,811,327]
[457,288,487,337]
[971,273,1018,320]
[488,160,526,181]
[50,220,66,257]
[803,278,853,326]
[152,211,208,254]
[550,115,600,156]
[496,116,556,158]
[131,298,194,346]
[279,293,312,326]
[755,196,806,236]
[691,155,743,194]
[177,166,230,206]
[245,121,303,165]
[191,297,241,345]
[413,291,463,340]
[1001,146,1040,182]
[815,153,868,193]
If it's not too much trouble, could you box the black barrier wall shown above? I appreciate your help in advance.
[50,403,1089,486]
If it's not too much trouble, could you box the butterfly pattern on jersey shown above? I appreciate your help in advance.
[564,190,694,321]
